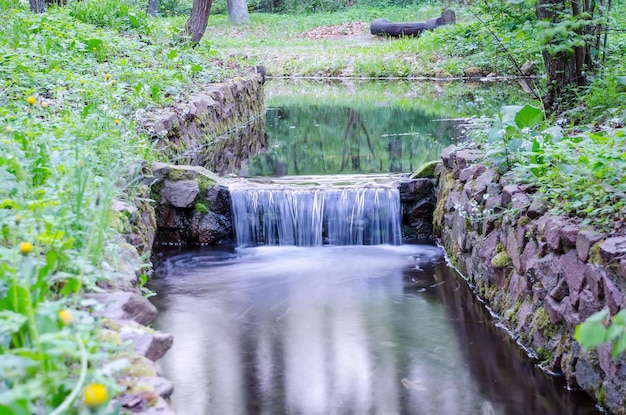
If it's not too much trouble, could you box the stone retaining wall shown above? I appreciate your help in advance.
[435,145,626,414]
[141,69,266,176]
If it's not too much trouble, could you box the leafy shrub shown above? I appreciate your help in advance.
[70,0,152,34]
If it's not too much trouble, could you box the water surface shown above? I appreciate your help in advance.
[149,245,600,415]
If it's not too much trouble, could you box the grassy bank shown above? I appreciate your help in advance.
[0,0,238,412]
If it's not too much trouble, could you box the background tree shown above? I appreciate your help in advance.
[536,0,607,112]
[147,0,158,16]
[29,0,46,13]
[183,0,214,45]
[227,0,250,25]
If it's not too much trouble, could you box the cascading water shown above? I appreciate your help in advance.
[229,185,402,247]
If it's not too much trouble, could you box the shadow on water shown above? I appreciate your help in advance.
[149,245,600,415]
[242,79,535,177]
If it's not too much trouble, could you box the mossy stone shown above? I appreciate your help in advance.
[491,251,512,268]
[412,160,441,179]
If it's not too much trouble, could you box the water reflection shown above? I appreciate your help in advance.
[244,80,534,177]
[149,245,599,415]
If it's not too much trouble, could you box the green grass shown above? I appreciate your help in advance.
[198,5,542,78]
[0,0,238,412]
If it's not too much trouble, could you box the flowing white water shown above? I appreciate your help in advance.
[230,186,402,247]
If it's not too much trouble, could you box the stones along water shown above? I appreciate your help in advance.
[149,245,600,415]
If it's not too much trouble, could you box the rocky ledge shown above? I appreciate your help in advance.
[435,145,626,414]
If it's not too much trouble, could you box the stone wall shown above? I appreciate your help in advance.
[435,145,626,414]
[141,69,267,176]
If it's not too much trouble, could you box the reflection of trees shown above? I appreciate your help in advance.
[247,104,455,177]
[341,109,375,172]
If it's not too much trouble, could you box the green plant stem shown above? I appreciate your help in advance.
[49,335,88,415]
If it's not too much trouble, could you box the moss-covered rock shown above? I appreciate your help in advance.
[412,160,441,179]
[491,251,512,268]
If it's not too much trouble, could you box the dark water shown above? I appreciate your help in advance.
[149,245,601,415]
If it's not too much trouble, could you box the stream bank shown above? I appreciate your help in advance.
[434,145,626,414]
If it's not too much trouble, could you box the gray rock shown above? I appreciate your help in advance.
[560,225,580,248]
[620,259,626,280]
[545,295,568,324]
[560,250,585,302]
[520,239,539,275]
[454,149,484,170]
[549,278,569,302]
[162,180,199,208]
[510,192,531,213]
[85,292,157,325]
[121,327,174,362]
[136,377,174,399]
[196,211,232,245]
[527,197,548,219]
[545,217,567,252]
[441,145,456,169]
[584,264,606,302]
[603,379,626,415]
[399,179,434,202]
[599,236,626,264]
[576,355,602,393]
[602,276,623,315]
[576,230,604,262]
[458,166,479,183]
[537,253,562,292]
[471,169,495,202]
[578,288,600,320]
[501,185,520,208]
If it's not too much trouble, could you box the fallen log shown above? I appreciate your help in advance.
[371,9,456,37]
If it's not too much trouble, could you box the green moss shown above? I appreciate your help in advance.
[120,355,158,377]
[195,202,209,214]
[98,329,122,346]
[434,172,455,234]
[506,300,523,326]
[537,347,552,363]
[496,242,505,253]
[588,240,605,264]
[535,307,556,338]
[491,251,512,268]
[595,384,605,405]
[412,160,441,179]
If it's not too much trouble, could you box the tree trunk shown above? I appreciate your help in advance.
[227,0,250,25]
[29,0,47,13]
[536,0,601,112]
[147,0,158,16]
[183,0,213,45]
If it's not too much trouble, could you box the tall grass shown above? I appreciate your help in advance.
[0,0,233,412]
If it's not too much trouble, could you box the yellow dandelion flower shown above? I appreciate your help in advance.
[113,104,117,109]
[58,309,73,326]
[26,96,36,105]
[110,80,116,85]
[105,73,111,80]
[83,383,108,409]
[41,101,48,108]
[19,242,32,255]
[114,119,120,125]
[80,79,85,85]
[15,214,22,224]
[6,126,12,132]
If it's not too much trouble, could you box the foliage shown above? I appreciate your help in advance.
[0,0,233,412]
[576,308,626,359]
[473,104,625,232]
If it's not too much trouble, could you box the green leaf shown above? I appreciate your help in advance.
[616,76,626,86]
[501,105,523,127]
[575,321,608,349]
[612,332,626,358]
[514,104,544,129]
[167,49,178,60]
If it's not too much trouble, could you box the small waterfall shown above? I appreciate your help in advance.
[230,187,402,247]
